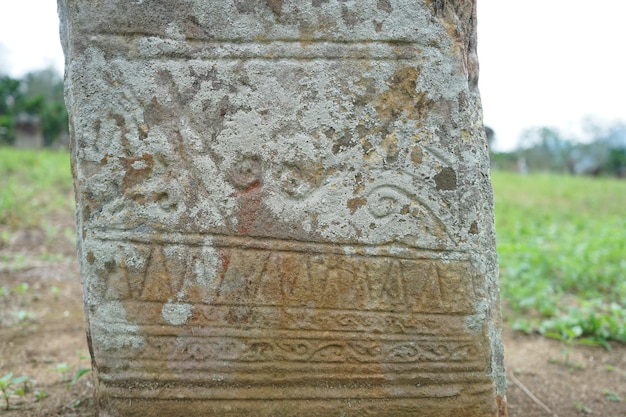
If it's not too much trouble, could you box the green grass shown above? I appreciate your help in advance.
[493,171,626,346]
[0,147,73,228]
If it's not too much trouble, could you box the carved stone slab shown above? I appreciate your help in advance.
[59,0,507,415]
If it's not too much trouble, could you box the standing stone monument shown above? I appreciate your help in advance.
[59,1,507,415]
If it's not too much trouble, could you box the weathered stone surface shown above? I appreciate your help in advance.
[59,0,507,415]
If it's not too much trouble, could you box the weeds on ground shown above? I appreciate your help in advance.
[0,148,74,272]
[493,172,626,347]
[0,282,37,328]
[0,373,34,411]
[50,360,91,387]
[602,390,622,402]
[573,401,593,414]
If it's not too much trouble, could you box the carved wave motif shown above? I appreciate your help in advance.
[366,184,455,243]
[138,336,480,364]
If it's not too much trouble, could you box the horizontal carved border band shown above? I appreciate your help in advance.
[92,231,470,260]
[86,35,426,60]
[98,303,473,335]
[98,380,493,401]
[90,241,477,314]
[95,333,480,363]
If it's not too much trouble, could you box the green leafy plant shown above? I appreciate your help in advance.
[573,401,592,414]
[545,325,585,369]
[0,281,41,329]
[11,309,33,323]
[12,283,29,295]
[0,373,34,410]
[602,389,622,403]
[50,361,91,387]
[50,363,71,383]
[33,390,47,403]
[71,368,91,385]
[603,390,622,402]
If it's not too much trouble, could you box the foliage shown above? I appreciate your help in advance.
[518,126,574,173]
[50,362,91,386]
[0,76,20,142]
[0,373,34,410]
[22,69,68,145]
[492,119,626,177]
[489,150,519,172]
[0,68,68,146]
[603,390,622,403]
[493,171,626,346]
[0,281,35,328]
[70,368,91,385]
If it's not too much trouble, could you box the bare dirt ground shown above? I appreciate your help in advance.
[1,214,624,416]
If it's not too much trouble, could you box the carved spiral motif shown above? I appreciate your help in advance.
[228,156,262,189]
[366,185,415,218]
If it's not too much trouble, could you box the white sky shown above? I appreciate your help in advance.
[0,1,63,77]
[478,0,626,150]
[1,0,625,151]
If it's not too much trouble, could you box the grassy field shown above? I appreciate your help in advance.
[0,148,73,229]
[1,148,624,347]
[0,148,75,273]
[493,172,626,346]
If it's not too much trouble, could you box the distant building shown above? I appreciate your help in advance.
[14,113,43,149]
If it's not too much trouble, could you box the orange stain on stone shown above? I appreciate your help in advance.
[118,153,155,192]
[374,67,433,122]
[235,184,263,236]
[347,196,368,214]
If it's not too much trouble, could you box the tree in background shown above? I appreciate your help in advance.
[0,68,68,147]
[0,75,21,143]
[489,120,626,178]
[517,126,574,173]
[576,120,626,177]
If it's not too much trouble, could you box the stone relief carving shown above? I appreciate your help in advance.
[62,0,505,414]
[93,243,476,314]
[73,54,471,249]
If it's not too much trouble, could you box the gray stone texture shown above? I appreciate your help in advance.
[59,0,507,415]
